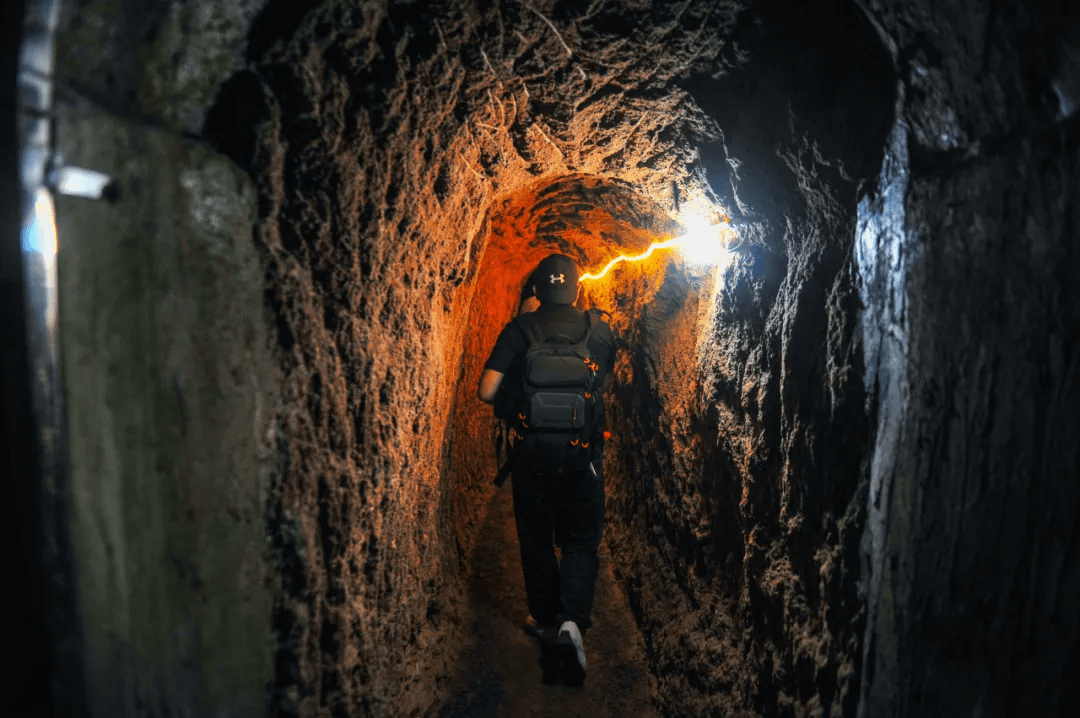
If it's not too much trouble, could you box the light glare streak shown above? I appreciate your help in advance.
[579,223,735,282]
[22,188,58,257]
[579,235,685,282]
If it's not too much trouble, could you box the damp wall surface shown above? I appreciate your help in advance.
[47,1,280,715]
[54,93,279,716]
[856,1,1080,715]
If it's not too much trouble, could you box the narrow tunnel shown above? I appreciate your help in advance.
[5,0,1079,717]
[448,173,692,544]
[445,174,694,714]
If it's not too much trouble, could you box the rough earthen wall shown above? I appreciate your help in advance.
[48,0,893,714]
[239,2,742,714]
[856,2,1080,715]
[43,0,1078,716]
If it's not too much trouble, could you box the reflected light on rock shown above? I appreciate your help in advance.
[678,222,740,268]
[22,188,58,258]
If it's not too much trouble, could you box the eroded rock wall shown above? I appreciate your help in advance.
[597,1,895,715]
[238,2,741,714]
[856,2,1080,715]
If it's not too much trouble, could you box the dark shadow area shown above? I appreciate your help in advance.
[687,0,896,220]
[1,1,56,715]
[246,0,315,63]
[202,70,271,172]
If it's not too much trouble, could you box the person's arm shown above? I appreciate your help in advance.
[479,321,523,405]
[477,369,504,404]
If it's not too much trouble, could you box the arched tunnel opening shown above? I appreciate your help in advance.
[5,0,1080,717]
[445,174,699,714]
[449,173,685,533]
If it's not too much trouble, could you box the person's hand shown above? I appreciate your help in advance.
[518,295,540,314]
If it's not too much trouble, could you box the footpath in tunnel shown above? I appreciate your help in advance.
[444,484,655,717]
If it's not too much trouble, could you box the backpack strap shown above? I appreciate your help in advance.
[519,310,594,348]
[517,313,545,348]
[575,311,596,353]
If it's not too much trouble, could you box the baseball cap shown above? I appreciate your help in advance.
[532,253,579,305]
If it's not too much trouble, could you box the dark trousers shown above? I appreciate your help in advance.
[511,464,605,630]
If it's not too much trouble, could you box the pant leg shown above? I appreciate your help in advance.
[511,472,561,625]
[553,464,605,630]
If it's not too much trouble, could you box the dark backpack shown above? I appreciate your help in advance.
[510,311,601,473]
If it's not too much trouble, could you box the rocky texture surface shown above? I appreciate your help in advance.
[595,2,895,715]
[25,0,1078,716]
[856,2,1080,715]
[54,92,279,716]
[237,2,745,714]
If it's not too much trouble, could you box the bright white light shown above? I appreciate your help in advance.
[577,201,741,283]
[55,166,112,199]
[676,209,737,267]
[679,226,725,265]
[21,188,60,335]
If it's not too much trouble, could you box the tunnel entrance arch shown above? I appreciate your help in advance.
[444,172,697,552]
[437,172,741,712]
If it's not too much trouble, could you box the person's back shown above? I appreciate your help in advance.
[477,253,616,686]
[499,302,614,468]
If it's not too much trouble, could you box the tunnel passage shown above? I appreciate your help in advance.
[442,171,742,715]
[31,0,1080,717]
[45,0,880,713]
[446,173,689,555]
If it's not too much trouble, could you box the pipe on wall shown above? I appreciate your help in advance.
[16,0,114,709]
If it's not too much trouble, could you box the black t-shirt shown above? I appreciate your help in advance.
[484,303,617,386]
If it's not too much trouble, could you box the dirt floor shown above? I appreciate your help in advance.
[442,484,655,718]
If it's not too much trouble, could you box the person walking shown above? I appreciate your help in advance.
[477,253,617,686]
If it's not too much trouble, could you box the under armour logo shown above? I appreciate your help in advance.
[550,273,565,284]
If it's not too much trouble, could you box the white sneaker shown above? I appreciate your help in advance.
[556,620,587,685]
